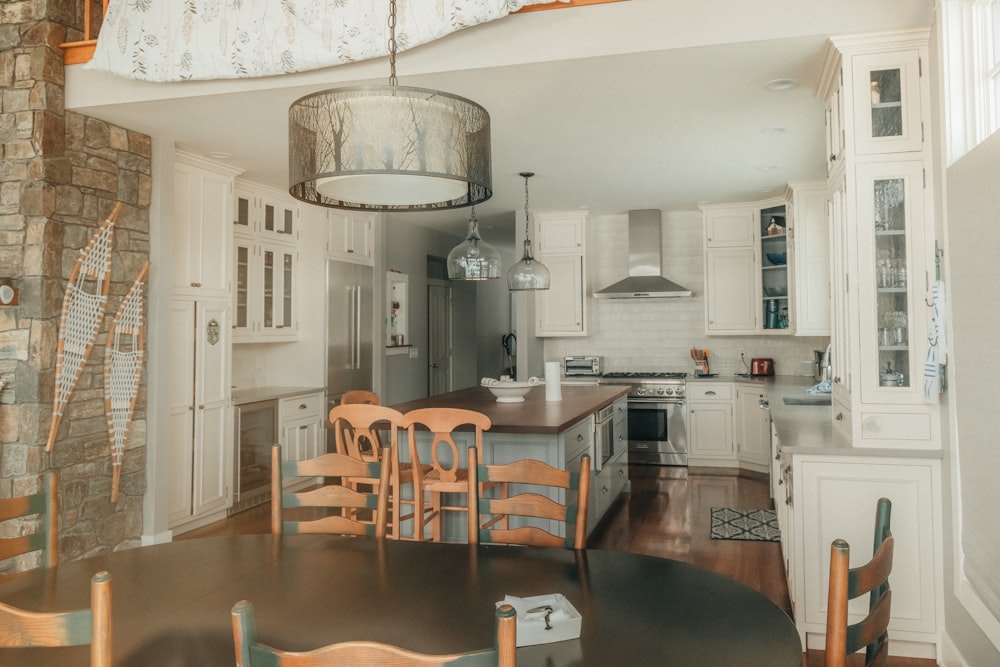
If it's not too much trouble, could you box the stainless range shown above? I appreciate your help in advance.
[599,371,688,466]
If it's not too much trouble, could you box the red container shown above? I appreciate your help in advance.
[750,358,774,376]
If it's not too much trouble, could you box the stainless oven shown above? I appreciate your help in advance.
[599,372,688,466]
[627,399,687,466]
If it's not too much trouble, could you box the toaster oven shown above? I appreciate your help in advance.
[564,356,602,377]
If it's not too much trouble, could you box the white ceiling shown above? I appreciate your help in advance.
[66,0,935,240]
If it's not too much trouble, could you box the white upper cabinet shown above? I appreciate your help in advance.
[787,182,831,337]
[534,211,588,337]
[819,28,939,450]
[172,152,241,296]
[234,183,299,240]
[326,211,375,265]
[704,208,756,248]
[850,48,926,156]
[701,189,830,338]
[232,180,301,343]
[704,248,759,333]
[535,211,586,254]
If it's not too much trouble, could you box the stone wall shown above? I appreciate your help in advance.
[0,7,150,570]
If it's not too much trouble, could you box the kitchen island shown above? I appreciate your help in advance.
[391,384,630,540]
[392,384,628,433]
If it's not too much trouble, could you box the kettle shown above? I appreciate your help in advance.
[750,358,775,376]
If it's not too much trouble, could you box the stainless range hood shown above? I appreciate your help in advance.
[594,209,693,299]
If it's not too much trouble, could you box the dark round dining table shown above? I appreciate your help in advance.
[0,535,801,666]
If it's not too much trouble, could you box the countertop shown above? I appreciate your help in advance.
[232,385,325,406]
[732,375,942,459]
[390,384,629,435]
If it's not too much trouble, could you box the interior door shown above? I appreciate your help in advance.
[427,283,453,395]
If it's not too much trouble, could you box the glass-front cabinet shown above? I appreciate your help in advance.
[760,204,790,331]
[232,236,297,343]
[851,49,924,155]
[855,161,928,404]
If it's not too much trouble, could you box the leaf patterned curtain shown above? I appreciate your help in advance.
[86,0,563,82]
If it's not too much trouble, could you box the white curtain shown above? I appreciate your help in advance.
[86,0,563,82]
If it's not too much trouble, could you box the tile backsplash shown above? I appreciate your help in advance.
[543,211,829,377]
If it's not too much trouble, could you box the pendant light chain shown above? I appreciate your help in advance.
[387,0,398,86]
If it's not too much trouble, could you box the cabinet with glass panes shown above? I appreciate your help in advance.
[818,28,938,450]
[760,204,790,331]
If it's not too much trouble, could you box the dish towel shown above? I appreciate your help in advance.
[924,280,948,402]
[807,379,832,394]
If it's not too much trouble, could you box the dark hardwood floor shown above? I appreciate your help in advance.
[180,464,938,666]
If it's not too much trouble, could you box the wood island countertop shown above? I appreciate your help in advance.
[391,384,629,434]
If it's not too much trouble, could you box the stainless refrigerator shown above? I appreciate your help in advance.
[326,259,374,410]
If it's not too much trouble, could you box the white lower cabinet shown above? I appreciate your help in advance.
[735,386,771,470]
[784,454,942,657]
[278,392,325,461]
[168,296,233,528]
[687,383,734,465]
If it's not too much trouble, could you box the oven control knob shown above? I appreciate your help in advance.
[664,387,674,396]
[656,387,666,395]
[635,387,646,396]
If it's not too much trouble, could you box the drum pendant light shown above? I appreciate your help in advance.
[447,207,502,280]
[507,172,550,290]
[288,0,492,211]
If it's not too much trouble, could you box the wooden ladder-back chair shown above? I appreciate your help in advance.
[825,497,894,667]
[231,600,517,667]
[270,444,390,538]
[340,390,380,406]
[328,404,421,539]
[468,447,591,550]
[0,570,112,667]
[0,471,59,581]
[400,408,493,542]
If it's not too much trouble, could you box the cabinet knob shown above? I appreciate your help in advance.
[835,412,844,421]
[830,154,837,161]
[577,434,584,441]
[198,404,205,410]
[602,486,609,494]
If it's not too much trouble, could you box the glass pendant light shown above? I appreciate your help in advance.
[507,172,550,290]
[447,207,502,280]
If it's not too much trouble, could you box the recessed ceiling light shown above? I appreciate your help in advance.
[758,187,773,193]
[761,127,787,135]
[757,164,779,171]
[206,151,233,159]
[764,78,798,91]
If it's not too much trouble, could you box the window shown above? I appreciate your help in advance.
[941,0,1000,160]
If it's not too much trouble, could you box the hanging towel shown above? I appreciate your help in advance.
[923,280,947,402]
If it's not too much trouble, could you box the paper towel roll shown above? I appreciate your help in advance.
[544,362,562,401]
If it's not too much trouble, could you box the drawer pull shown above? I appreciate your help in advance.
[705,390,716,396]
[299,403,308,410]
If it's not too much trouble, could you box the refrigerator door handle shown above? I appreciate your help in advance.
[352,285,362,370]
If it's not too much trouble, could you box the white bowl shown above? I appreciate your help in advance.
[481,377,543,403]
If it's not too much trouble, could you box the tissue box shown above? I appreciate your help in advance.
[497,593,582,647]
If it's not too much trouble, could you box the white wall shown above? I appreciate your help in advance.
[544,211,829,375]
[938,130,1000,666]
